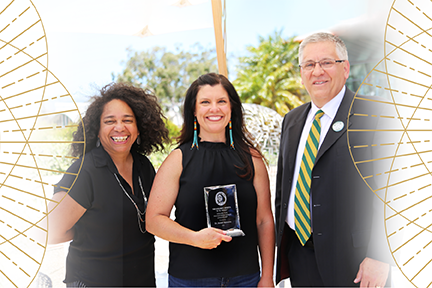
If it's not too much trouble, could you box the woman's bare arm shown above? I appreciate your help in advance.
[46,192,86,244]
[146,149,231,249]
[253,155,275,287]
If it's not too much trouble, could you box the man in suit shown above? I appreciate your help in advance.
[275,32,390,287]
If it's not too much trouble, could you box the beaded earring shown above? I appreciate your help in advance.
[191,117,199,150]
[96,138,101,147]
[229,119,235,150]
[136,136,141,145]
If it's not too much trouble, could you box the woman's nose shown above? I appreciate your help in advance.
[209,102,219,111]
[113,122,125,131]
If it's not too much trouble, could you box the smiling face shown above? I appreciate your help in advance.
[300,41,350,108]
[195,84,231,142]
[98,99,139,158]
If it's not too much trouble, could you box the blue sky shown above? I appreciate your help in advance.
[31,0,389,103]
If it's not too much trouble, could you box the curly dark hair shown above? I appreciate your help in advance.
[178,73,264,179]
[72,83,169,157]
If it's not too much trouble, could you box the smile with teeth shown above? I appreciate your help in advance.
[207,116,223,121]
[111,136,129,142]
[314,80,327,85]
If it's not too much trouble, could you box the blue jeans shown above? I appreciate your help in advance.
[168,272,260,287]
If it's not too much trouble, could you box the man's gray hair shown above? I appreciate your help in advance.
[298,32,348,63]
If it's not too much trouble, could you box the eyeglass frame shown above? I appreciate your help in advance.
[298,59,346,71]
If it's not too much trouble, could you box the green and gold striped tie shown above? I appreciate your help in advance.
[295,109,324,245]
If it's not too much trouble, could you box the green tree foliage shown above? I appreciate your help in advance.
[164,118,181,141]
[113,44,217,111]
[148,118,180,169]
[233,31,308,116]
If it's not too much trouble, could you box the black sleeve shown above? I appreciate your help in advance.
[54,159,94,209]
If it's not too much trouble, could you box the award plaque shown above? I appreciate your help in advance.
[204,184,245,237]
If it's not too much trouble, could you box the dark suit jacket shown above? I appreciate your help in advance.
[275,88,382,286]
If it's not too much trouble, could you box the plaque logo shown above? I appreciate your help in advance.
[215,191,227,206]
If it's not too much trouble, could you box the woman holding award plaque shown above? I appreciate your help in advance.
[147,73,275,287]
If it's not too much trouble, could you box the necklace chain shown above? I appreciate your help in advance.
[114,173,147,234]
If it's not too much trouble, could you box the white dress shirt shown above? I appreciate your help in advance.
[286,86,346,230]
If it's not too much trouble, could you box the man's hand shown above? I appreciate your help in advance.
[354,257,389,287]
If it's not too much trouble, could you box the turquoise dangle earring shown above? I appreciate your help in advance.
[191,117,199,150]
[229,119,235,150]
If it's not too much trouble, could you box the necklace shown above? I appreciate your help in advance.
[114,173,147,234]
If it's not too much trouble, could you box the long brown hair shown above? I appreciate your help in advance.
[178,73,264,179]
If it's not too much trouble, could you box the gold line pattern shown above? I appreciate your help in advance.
[348,0,432,286]
[0,1,84,287]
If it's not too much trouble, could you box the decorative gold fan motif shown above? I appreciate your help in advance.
[0,1,83,287]
[348,0,432,287]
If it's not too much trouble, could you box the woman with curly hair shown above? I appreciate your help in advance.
[47,83,169,287]
[146,73,275,287]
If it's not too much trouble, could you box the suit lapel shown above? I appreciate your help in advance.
[315,88,355,163]
[286,104,311,179]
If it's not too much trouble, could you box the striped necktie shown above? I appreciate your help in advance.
[295,109,324,246]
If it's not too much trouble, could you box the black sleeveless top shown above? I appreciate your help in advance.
[168,141,260,279]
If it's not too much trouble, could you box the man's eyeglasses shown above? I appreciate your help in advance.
[299,59,345,71]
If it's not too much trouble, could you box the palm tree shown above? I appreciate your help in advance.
[233,31,308,116]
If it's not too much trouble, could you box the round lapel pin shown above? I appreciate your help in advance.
[332,121,344,132]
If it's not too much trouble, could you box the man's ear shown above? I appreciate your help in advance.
[344,60,350,80]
